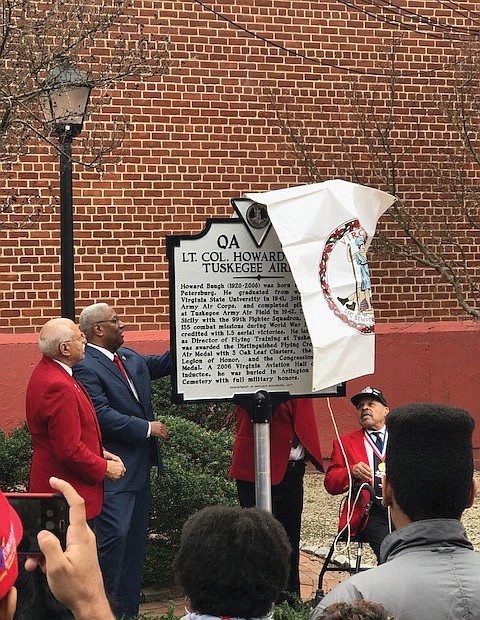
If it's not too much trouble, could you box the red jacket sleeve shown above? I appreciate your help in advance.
[292,399,324,472]
[324,438,353,495]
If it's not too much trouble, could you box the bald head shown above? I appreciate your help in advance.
[39,318,86,366]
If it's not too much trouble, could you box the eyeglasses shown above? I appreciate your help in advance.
[96,317,120,325]
[62,335,86,344]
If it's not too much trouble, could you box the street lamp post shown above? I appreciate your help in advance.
[43,57,91,320]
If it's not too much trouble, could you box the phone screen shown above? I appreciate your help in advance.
[5,493,69,555]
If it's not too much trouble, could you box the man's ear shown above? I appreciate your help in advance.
[92,324,104,337]
[466,477,478,509]
[59,342,70,357]
[0,587,17,620]
[382,475,392,508]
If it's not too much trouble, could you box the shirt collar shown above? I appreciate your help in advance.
[51,358,72,376]
[380,518,473,564]
[87,342,115,362]
[366,426,386,437]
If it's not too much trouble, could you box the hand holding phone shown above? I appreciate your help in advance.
[5,493,68,555]
[23,477,115,620]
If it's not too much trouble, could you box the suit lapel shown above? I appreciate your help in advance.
[87,346,148,417]
[87,346,139,403]
[73,377,103,441]
[44,357,103,448]
[118,350,148,413]
[89,347,128,384]
[349,430,368,464]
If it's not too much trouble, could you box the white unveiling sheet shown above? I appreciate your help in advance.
[246,180,396,392]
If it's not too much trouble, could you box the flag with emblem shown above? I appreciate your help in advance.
[245,180,396,392]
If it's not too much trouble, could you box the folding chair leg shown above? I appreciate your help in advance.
[354,541,363,573]
[315,537,366,605]
[317,541,337,591]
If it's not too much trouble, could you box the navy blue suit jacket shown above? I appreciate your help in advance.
[73,345,171,492]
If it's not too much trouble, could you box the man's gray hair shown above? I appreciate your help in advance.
[39,318,76,358]
[79,303,110,340]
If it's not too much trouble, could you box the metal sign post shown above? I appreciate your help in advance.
[252,391,272,511]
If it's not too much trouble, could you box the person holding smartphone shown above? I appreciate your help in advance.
[26,477,116,620]
[0,477,115,620]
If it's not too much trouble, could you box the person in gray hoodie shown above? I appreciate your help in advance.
[310,402,480,620]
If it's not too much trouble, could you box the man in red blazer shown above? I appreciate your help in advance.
[229,398,323,598]
[324,387,391,562]
[26,318,125,520]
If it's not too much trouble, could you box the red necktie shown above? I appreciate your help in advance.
[113,353,129,380]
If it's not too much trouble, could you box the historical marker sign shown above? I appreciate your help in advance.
[167,215,344,403]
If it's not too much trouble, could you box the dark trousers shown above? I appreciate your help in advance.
[94,482,150,619]
[14,564,75,619]
[356,501,391,563]
[236,460,306,596]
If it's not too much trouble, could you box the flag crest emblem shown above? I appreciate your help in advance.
[319,219,375,334]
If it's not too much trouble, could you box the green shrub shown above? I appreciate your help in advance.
[151,377,236,432]
[144,413,237,587]
[132,598,312,620]
[274,598,312,620]
[0,423,32,491]
[145,377,238,587]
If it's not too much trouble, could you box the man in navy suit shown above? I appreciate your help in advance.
[73,303,171,619]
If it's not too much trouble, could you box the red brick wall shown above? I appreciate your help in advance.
[0,1,478,332]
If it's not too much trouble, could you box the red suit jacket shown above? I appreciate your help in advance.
[229,399,323,484]
[324,428,373,535]
[26,356,107,519]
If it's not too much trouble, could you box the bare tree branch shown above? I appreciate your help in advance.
[271,37,480,320]
[0,0,170,228]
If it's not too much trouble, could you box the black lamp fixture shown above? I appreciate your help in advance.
[43,56,92,320]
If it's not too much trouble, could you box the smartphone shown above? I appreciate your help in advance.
[4,493,69,555]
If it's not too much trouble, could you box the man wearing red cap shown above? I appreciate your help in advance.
[0,488,23,618]
[324,387,391,562]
